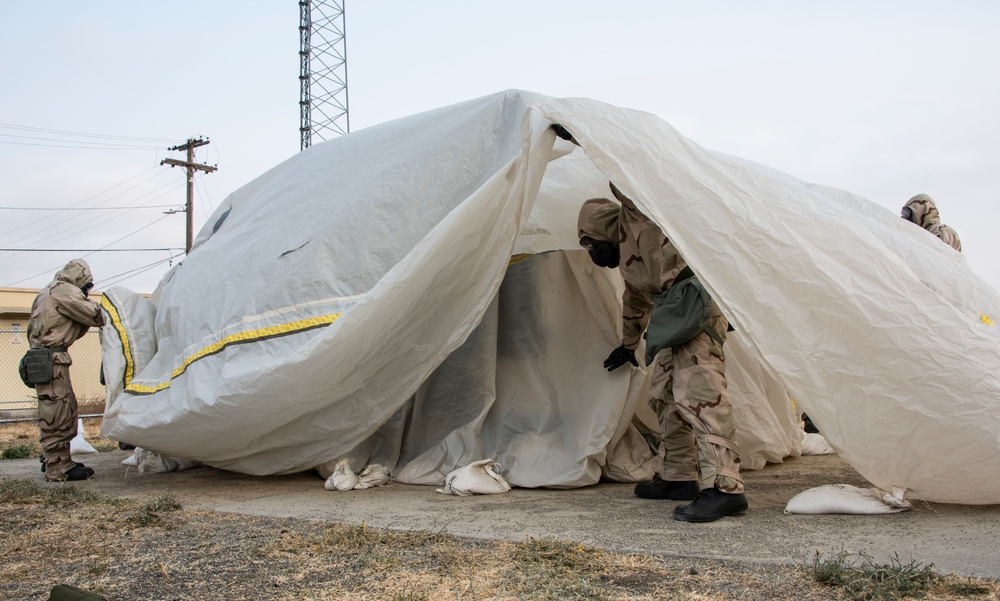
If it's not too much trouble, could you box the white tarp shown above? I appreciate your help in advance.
[100,90,1000,503]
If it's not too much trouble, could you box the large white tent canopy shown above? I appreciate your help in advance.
[100,90,1000,504]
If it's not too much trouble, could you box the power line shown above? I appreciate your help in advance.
[0,183,185,268]
[100,253,185,289]
[0,205,179,211]
[0,166,165,239]
[4,214,177,287]
[0,131,166,149]
[0,140,168,150]
[0,248,183,252]
[0,122,177,143]
[0,171,183,248]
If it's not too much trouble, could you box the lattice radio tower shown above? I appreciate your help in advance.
[299,0,349,150]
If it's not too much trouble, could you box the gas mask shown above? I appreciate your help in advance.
[580,236,620,268]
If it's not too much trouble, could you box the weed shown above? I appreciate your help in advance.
[1,444,33,459]
[812,549,936,601]
[941,577,992,596]
[127,493,182,528]
[513,537,604,572]
[389,589,428,601]
[0,477,44,503]
[44,484,102,505]
[506,537,607,599]
[144,493,182,513]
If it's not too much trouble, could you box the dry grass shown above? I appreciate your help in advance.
[0,415,118,459]
[2,422,999,601]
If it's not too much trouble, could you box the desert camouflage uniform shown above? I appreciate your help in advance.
[578,187,743,493]
[903,194,961,252]
[27,259,105,481]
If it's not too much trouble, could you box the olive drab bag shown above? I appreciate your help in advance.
[644,267,724,365]
[46,584,113,601]
[18,347,55,388]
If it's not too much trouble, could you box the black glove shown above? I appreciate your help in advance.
[603,344,637,371]
[551,124,578,145]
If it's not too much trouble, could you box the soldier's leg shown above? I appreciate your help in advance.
[669,312,743,494]
[650,348,698,481]
[670,306,748,522]
[634,347,700,500]
[37,364,79,482]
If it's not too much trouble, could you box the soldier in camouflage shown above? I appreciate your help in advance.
[901,194,961,252]
[27,259,106,482]
[577,185,748,522]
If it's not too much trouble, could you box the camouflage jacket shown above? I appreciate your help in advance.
[578,185,687,350]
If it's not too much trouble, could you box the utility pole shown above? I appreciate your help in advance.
[161,138,217,253]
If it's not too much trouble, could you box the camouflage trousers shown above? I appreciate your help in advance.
[647,302,744,494]
[35,359,79,482]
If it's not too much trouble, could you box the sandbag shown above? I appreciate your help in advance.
[325,459,359,491]
[784,484,911,515]
[132,447,200,473]
[436,460,511,496]
[70,419,97,455]
[800,432,835,455]
[355,464,391,489]
[324,460,392,491]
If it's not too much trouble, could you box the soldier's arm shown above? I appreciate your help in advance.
[55,285,106,328]
[621,279,653,350]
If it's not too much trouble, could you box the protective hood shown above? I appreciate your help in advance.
[576,197,620,244]
[53,259,94,289]
[904,193,942,229]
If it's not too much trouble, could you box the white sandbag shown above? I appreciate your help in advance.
[354,464,391,489]
[784,484,911,515]
[133,447,200,473]
[324,459,358,491]
[801,432,835,455]
[70,418,97,455]
[436,460,511,496]
[121,452,137,466]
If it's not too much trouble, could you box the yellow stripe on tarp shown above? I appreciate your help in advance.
[102,304,341,395]
[100,295,136,387]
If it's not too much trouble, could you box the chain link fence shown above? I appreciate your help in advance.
[1,329,106,422]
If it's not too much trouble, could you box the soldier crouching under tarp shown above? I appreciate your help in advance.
[576,182,747,523]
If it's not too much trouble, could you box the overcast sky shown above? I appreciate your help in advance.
[2,2,997,293]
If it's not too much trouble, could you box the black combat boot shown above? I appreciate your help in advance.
[41,458,91,474]
[634,476,700,500]
[64,464,95,481]
[672,487,748,522]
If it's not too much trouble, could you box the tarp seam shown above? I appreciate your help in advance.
[122,313,342,396]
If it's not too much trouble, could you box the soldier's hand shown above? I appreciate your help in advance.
[551,124,578,145]
[603,344,638,371]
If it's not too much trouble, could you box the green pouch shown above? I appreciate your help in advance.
[21,347,54,386]
[644,274,721,365]
[47,584,113,601]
